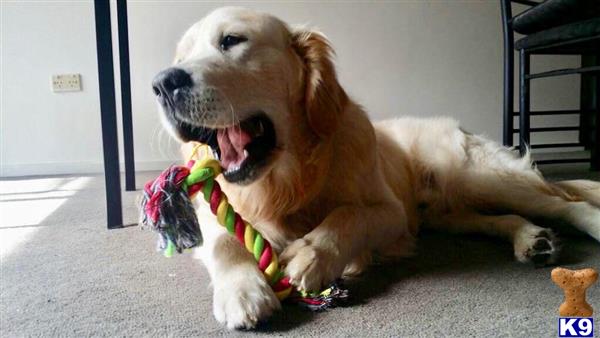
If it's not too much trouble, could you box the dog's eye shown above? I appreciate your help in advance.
[220,35,247,51]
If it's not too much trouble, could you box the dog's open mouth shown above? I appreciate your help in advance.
[175,114,276,183]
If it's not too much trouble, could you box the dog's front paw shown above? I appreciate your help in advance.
[280,238,341,292]
[213,267,280,330]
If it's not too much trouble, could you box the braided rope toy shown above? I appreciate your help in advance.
[141,151,348,310]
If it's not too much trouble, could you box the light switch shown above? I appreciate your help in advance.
[51,74,82,92]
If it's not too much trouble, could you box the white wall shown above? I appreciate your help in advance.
[1,1,580,177]
[1,2,103,176]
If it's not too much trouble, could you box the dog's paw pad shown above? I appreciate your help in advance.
[515,227,559,266]
[532,237,552,251]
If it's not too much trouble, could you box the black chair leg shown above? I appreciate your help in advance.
[580,55,595,151]
[501,0,514,147]
[116,0,136,191]
[593,120,599,171]
[519,50,531,156]
[582,55,600,171]
[94,0,123,229]
[592,73,600,171]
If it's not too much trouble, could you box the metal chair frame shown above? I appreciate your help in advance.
[500,0,599,169]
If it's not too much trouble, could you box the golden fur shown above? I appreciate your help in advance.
[165,7,600,330]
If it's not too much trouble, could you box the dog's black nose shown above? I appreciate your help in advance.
[152,68,193,101]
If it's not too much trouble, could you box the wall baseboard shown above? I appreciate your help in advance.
[0,160,178,177]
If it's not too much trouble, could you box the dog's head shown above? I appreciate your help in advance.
[153,7,347,185]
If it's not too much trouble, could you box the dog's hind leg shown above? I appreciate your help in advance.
[512,198,600,242]
[466,173,600,242]
[459,133,600,242]
[424,211,558,265]
[554,180,600,208]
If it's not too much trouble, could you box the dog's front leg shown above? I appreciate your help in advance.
[193,206,280,330]
[280,201,410,292]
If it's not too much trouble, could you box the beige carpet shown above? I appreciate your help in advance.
[1,166,599,337]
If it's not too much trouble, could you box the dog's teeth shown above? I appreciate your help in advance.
[225,164,241,174]
[243,150,249,158]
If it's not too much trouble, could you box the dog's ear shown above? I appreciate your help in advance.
[291,28,347,138]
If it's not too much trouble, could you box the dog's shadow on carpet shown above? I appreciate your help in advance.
[257,230,592,332]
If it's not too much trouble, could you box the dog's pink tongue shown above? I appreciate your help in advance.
[217,127,251,170]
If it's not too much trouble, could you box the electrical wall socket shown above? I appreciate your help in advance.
[51,74,82,92]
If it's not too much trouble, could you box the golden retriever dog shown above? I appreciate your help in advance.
[151,7,600,329]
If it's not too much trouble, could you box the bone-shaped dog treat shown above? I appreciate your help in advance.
[551,267,598,317]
